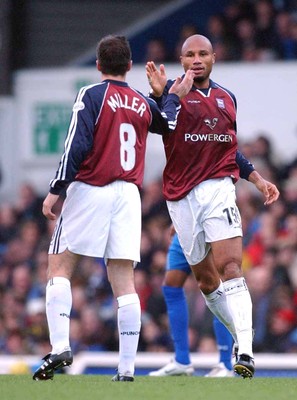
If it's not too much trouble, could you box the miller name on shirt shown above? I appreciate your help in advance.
[107,93,147,116]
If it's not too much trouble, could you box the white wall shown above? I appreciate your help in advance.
[0,97,18,201]
[1,62,296,201]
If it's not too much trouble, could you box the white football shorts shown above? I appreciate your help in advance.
[167,177,242,266]
[49,180,141,262]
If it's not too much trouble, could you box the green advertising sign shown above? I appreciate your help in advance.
[33,103,72,155]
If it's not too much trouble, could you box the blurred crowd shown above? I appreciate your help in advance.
[1,133,297,357]
[144,0,297,63]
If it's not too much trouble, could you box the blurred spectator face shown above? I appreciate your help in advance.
[241,45,260,61]
[72,285,87,315]
[275,11,292,39]
[0,262,10,287]
[5,331,27,355]
[135,269,149,292]
[255,0,274,28]
[252,135,272,158]
[4,238,32,265]
[245,266,272,298]
[269,308,296,336]
[257,212,278,247]
[80,306,101,336]
[150,249,167,273]
[283,177,297,203]
[144,39,168,63]
[224,1,241,22]
[19,220,40,249]
[11,263,32,300]
[236,18,256,42]
[213,42,231,61]
[180,24,198,40]
[285,214,297,236]
[34,250,48,280]
[140,317,163,346]
[0,203,17,227]
[70,318,83,344]
[291,20,297,41]
[207,14,226,39]
[174,24,198,60]
[140,230,153,254]
[273,285,294,309]
[277,245,295,267]
[198,336,217,353]
[15,183,37,212]
[269,199,287,221]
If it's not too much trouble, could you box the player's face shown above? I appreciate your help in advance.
[180,37,215,85]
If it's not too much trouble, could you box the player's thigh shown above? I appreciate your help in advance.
[210,236,243,279]
[48,249,81,279]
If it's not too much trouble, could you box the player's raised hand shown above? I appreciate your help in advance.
[169,69,194,99]
[42,193,60,220]
[146,61,167,97]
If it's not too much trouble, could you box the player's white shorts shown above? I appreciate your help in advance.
[49,180,141,262]
[166,177,242,266]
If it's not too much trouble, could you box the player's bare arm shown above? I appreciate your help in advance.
[146,61,167,97]
[42,192,60,220]
[248,170,280,205]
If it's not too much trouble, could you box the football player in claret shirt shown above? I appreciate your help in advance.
[146,34,279,379]
[32,34,194,382]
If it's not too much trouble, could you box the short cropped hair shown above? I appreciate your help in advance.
[96,35,132,76]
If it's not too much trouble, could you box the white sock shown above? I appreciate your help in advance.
[46,277,72,354]
[117,293,141,376]
[223,277,253,357]
[203,281,237,343]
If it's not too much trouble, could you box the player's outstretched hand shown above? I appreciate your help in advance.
[248,170,280,205]
[169,70,194,99]
[42,193,60,220]
[261,179,280,205]
[146,61,167,97]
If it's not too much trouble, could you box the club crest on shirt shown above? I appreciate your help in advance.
[216,98,225,109]
[204,117,218,130]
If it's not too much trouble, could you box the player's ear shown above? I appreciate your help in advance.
[96,60,101,72]
[212,53,216,64]
[127,60,133,71]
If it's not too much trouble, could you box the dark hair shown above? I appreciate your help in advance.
[96,35,131,75]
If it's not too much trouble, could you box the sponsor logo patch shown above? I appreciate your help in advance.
[72,101,85,112]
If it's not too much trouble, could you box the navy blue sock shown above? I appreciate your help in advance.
[213,316,233,371]
[163,286,190,365]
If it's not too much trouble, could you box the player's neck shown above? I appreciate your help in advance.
[193,77,210,90]
[101,73,126,82]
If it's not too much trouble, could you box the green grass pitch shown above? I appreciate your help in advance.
[1,375,296,400]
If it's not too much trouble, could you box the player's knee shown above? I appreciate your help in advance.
[221,261,242,281]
